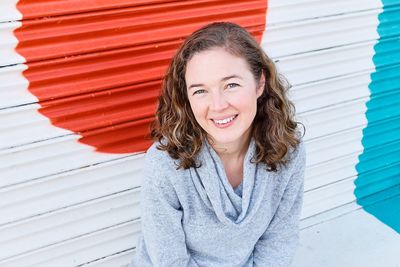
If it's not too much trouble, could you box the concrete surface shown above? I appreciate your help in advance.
[293,198,400,267]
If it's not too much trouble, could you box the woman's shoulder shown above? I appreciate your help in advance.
[145,142,174,166]
[145,141,167,159]
[141,142,184,201]
[282,135,306,172]
[144,140,181,173]
[293,137,306,161]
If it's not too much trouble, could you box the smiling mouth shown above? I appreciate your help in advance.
[211,114,238,125]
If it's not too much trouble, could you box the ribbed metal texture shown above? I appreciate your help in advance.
[12,0,266,153]
[263,0,400,228]
[1,0,399,266]
[0,0,267,266]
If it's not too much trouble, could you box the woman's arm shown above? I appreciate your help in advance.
[132,149,199,267]
[253,141,306,267]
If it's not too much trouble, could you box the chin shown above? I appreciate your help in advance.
[208,134,241,146]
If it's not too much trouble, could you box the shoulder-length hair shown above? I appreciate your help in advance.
[150,21,305,171]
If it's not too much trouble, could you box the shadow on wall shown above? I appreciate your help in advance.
[354,0,400,234]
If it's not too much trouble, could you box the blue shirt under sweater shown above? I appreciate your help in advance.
[129,137,306,267]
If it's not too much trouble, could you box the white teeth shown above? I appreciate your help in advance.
[214,115,236,124]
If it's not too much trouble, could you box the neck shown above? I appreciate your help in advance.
[208,129,251,162]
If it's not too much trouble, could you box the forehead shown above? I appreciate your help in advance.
[185,48,252,83]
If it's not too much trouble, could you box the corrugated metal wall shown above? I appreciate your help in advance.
[0,0,399,266]
[1,1,267,266]
[263,0,400,230]
[265,0,382,227]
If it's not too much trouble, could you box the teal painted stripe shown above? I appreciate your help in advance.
[354,0,400,233]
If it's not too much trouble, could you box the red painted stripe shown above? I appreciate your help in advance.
[15,0,268,153]
[16,0,177,19]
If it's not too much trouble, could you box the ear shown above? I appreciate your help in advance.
[256,72,265,98]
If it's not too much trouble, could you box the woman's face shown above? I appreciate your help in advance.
[185,47,264,147]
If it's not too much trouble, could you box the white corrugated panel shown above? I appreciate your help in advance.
[265,0,400,230]
[0,1,267,266]
[1,0,399,266]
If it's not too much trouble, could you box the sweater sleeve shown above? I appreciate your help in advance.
[253,141,306,267]
[131,149,199,267]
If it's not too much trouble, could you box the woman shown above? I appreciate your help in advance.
[130,21,306,267]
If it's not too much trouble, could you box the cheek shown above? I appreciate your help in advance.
[232,91,258,114]
[189,99,207,121]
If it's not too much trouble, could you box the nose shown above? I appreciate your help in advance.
[210,91,229,112]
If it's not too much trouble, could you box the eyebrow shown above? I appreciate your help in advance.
[187,74,243,90]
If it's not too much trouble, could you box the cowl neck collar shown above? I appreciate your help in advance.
[189,138,270,227]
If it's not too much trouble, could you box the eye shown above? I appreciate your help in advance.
[226,83,240,89]
[193,89,206,95]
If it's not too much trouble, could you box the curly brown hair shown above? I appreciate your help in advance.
[151,21,305,171]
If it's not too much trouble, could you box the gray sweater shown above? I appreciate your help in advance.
[129,137,306,267]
